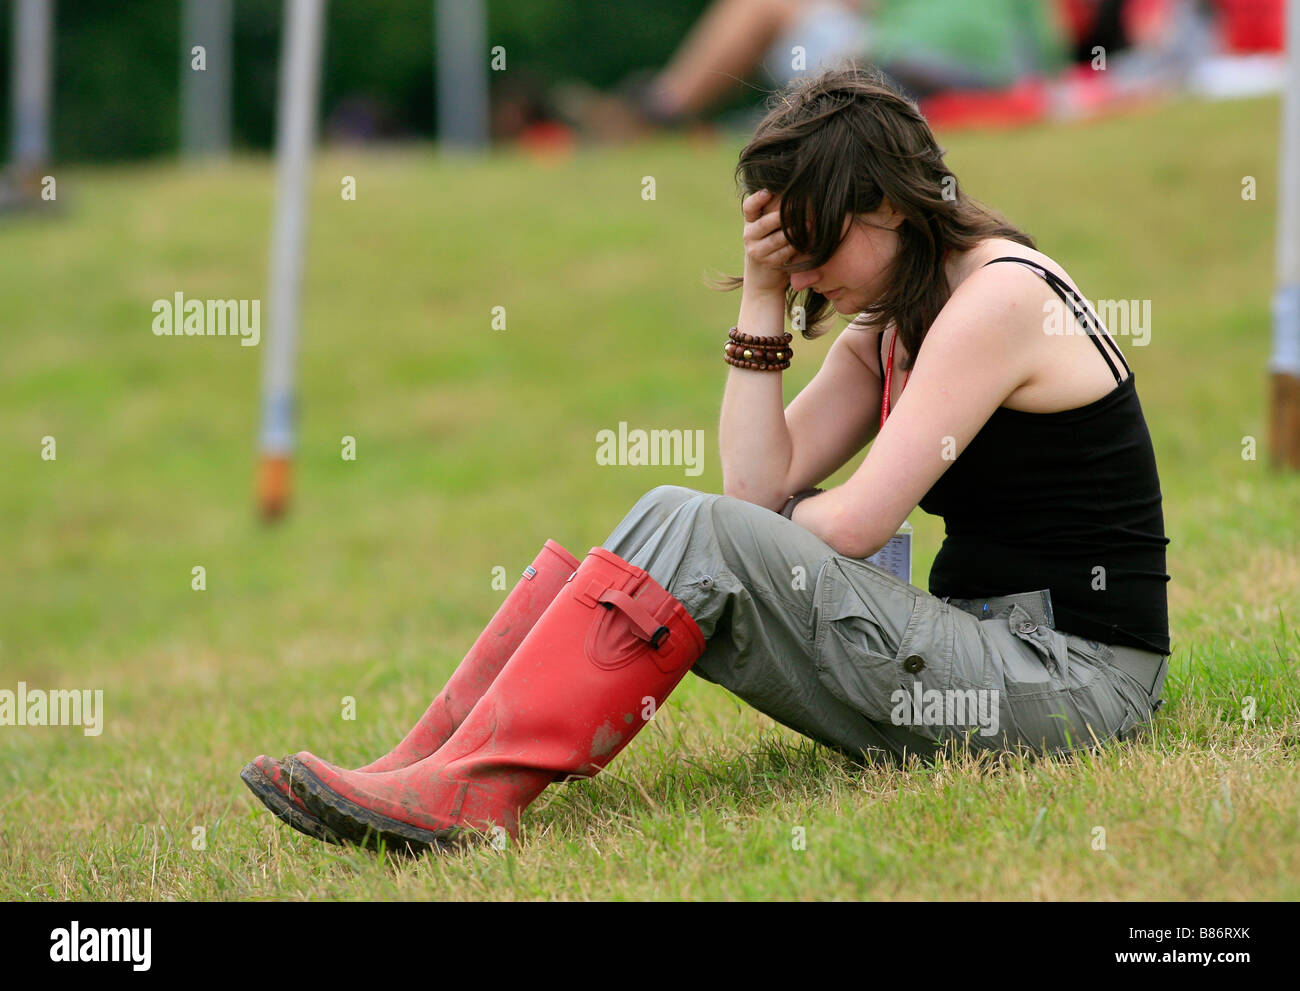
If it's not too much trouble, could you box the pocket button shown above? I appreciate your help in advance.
[1017,621,1037,635]
[699,575,714,590]
[903,654,926,673]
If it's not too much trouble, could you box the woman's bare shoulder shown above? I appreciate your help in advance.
[954,238,1131,411]
[960,238,1087,299]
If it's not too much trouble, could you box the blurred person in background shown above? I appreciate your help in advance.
[859,0,1067,99]
[1058,1,1232,104]
[555,0,1068,141]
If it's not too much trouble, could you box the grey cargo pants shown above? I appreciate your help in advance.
[601,485,1161,767]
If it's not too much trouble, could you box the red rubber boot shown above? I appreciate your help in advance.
[240,538,581,842]
[282,546,706,853]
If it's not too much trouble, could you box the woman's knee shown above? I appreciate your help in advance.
[635,487,769,535]
[649,483,708,502]
[601,485,711,559]
[633,484,712,523]
[705,492,837,573]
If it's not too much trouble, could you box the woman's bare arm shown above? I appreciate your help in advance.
[782,319,883,491]
[720,318,883,508]
[719,191,884,510]
[718,290,793,509]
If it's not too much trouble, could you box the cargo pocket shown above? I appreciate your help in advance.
[812,558,953,742]
[996,604,1139,751]
[1000,603,1103,697]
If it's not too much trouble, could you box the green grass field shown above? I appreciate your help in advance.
[2,94,1298,900]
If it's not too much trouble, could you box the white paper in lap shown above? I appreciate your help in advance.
[865,526,912,585]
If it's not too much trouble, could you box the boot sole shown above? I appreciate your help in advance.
[239,761,343,845]
[281,757,474,856]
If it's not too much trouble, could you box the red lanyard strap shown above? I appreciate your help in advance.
[880,329,911,430]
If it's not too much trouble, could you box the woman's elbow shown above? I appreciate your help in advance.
[830,525,887,561]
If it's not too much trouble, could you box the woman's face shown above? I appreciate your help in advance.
[783,197,905,312]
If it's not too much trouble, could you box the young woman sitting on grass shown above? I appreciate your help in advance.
[242,62,1171,854]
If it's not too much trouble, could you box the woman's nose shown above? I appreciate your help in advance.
[789,269,820,293]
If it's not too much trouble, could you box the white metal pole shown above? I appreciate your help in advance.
[180,0,233,159]
[435,0,488,151]
[258,0,325,518]
[10,0,53,172]
[1271,0,1300,468]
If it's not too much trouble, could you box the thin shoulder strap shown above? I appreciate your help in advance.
[981,256,1132,383]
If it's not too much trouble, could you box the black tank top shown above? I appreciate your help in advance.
[914,256,1171,655]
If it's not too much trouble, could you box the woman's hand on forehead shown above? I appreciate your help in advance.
[741,189,801,294]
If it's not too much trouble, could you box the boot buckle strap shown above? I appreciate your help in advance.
[596,588,671,649]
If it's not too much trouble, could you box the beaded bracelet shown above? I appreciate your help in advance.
[724,325,793,371]
[724,340,792,362]
[723,352,791,371]
[728,325,793,347]
[724,354,791,372]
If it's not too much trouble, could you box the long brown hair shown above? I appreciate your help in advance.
[721,62,1034,370]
